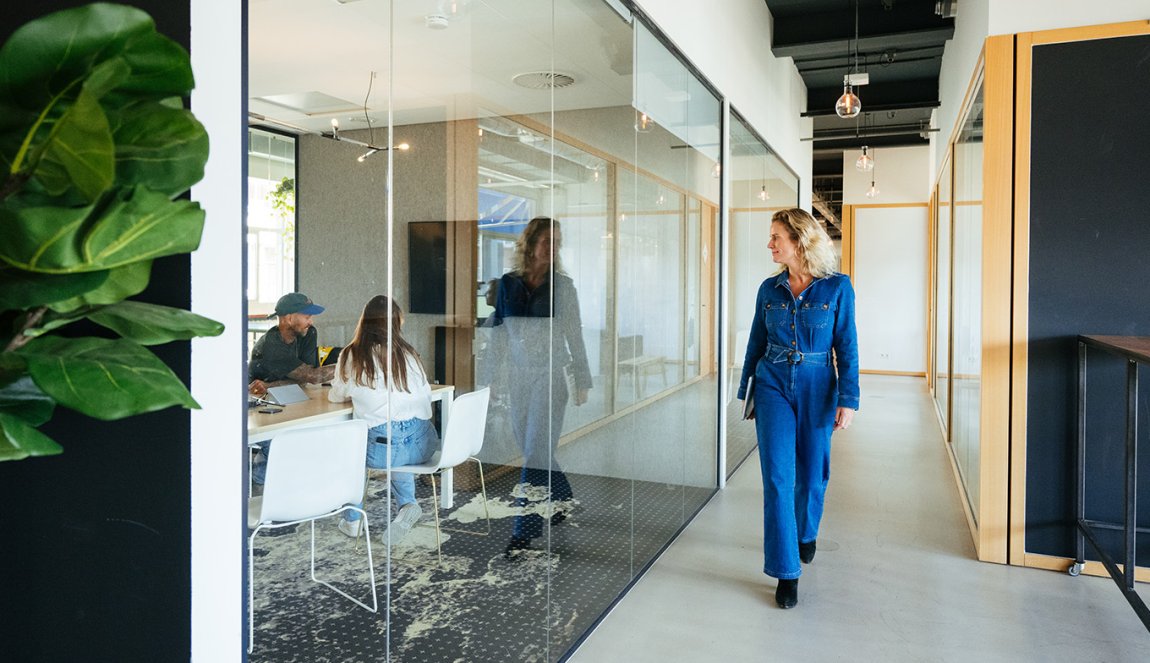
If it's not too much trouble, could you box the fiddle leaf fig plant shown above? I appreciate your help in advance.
[0,3,223,461]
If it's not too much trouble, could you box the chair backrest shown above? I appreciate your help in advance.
[434,388,490,469]
[259,419,368,523]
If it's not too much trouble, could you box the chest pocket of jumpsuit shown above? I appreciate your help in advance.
[799,300,834,329]
[763,301,790,329]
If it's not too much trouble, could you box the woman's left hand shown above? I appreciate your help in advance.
[833,407,855,431]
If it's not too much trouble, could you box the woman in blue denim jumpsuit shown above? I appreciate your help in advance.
[487,217,593,558]
[737,208,859,609]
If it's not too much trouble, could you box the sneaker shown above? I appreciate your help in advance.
[338,518,363,539]
[389,502,422,544]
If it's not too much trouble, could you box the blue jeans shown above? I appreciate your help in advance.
[508,365,573,540]
[345,417,439,523]
[753,356,837,579]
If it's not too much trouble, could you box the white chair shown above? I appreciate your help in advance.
[248,418,375,653]
[390,387,491,562]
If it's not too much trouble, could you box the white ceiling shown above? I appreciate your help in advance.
[248,0,634,133]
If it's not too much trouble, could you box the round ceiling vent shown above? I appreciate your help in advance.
[513,72,576,90]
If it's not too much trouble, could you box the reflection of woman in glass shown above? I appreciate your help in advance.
[737,208,859,609]
[488,216,592,557]
[329,295,439,543]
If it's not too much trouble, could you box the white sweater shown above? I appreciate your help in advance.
[328,351,433,427]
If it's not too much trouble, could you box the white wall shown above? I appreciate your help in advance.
[852,206,929,374]
[841,144,930,204]
[638,0,813,209]
[190,0,243,659]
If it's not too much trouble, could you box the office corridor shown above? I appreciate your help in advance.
[570,375,1150,662]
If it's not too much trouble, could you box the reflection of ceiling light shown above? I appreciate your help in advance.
[712,162,721,178]
[866,179,879,198]
[758,185,769,201]
[635,112,652,133]
[855,145,874,171]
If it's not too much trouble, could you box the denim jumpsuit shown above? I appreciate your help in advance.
[737,270,859,579]
[489,270,593,541]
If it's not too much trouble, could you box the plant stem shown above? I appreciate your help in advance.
[3,306,47,353]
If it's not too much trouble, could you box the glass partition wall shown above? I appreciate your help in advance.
[726,112,799,477]
[930,76,984,524]
[247,1,735,660]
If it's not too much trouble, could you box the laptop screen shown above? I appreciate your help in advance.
[264,384,310,405]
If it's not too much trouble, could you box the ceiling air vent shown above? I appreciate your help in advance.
[513,72,576,90]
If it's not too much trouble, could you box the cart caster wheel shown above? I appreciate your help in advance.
[1068,562,1084,577]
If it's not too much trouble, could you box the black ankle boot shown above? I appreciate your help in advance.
[775,578,798,609]
[799,540,816,564]
[504,537,533,560]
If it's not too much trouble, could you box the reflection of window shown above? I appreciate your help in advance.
[247,128,296,317]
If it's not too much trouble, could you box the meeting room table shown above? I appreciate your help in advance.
[247,383,457,507]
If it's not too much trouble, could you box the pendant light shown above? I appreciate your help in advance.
[835,0,863,119]
[757,152,770,201]
[865,148,879,198]
[855,145,874,172]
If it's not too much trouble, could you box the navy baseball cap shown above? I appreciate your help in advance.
[269,292,325,318]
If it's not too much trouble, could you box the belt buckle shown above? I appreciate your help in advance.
[787,350,804,364]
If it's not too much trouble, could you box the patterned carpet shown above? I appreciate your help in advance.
[249,468,712,662]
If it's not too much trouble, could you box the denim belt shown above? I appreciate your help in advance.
[765,344,832,366]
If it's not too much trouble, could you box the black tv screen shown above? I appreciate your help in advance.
[408,221,446,314]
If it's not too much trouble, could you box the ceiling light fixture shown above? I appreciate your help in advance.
[855,145,874,171]
[320,73,409,163]
[635,111,653,133]
[835,0,863,119]
[758,152,770,202]
[865,148,879,198]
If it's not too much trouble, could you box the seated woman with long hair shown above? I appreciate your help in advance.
[329,295,439,543]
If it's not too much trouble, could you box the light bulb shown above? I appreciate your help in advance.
[395,142,410,151]
[855,146,874,171]
[835,83,861,119]
[866,181,879,198]
[757,185,769,201]
[635,112,652,133]
[711,162,721,178]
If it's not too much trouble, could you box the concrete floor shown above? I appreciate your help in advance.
[569,375,1150,663]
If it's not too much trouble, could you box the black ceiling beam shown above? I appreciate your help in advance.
[771,4,953,59]
[803,78,939,115]
[813,133,928,151]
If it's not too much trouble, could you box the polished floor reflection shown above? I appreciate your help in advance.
[571,375,1150,662]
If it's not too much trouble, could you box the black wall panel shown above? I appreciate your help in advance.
[1026,34,1150,563]
[0,3,194,660]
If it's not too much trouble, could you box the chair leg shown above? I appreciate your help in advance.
[310,511,378,613]
[248,529,257,654]
[429,475,443,564]
[475,458,491,535]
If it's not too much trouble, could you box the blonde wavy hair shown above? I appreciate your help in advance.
[771,208,838,278]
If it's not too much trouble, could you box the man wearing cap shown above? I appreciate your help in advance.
[248,292,336,396]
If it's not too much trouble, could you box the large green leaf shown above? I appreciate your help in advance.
[16,335,199,420]
[0,375,56,426]
[0,186,204,273]
[0,413,63,462]
[47,261,151,313]
[0,266,109,309]
[113,102,208,195]
[33,88,115,202]
[0,4,155,109]
[90,301,224,345]
[112,30,195,98]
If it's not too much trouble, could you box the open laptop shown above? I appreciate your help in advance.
[264,383,311,406]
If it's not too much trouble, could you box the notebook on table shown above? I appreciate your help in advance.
[264,384,311,406]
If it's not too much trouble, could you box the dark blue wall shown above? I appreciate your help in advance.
[1025,34,1150,564]
[0,3,194,661]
